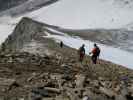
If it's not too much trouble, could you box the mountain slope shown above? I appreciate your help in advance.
[2,17,133,69]
[0,17,133,100]
[1,0,133,47]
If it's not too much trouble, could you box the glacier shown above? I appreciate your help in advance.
[26,0,133,29]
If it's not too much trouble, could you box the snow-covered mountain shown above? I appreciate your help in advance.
[23,0,133,29]
[0,0,58,16]
[0,0,58,43]
[0,0,27,11]
[2,17,133,69]
[1,0,133,49]
[0,0,133,68]
[1,0,133,29]
[1,0,133,43]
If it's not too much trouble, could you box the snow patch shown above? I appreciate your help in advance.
[0,24,14,44]
[45,27,65,35]
[0,16,22,44]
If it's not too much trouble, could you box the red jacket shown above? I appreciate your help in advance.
[92,48,97,54]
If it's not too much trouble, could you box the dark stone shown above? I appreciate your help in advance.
[32,87,50,97]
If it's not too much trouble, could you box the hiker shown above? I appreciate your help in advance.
[78,44,85,62]
[1,43,5,52]
[60,41,63,48]
[89,43,100,64]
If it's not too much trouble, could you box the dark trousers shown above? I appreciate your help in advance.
[79,53,85,62]
[91,55,97,64]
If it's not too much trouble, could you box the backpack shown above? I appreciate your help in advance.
[96,47,100,56]
[92,47,100,56]
[79,46,85,54]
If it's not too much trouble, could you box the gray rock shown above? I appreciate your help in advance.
[0,78,16,86]
[75,74,86,88]
[115,94,127,100]
[99,87,115,98]
[90,80,99,88]
[121,82,129,96]
[31,87,49,98]
[50,73,63,80]
[82,96,90,100]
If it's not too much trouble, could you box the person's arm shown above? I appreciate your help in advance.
[98,48,101,58]
[78,47,80,54]
[89,48,96,55]
[84,49,85,54]
[89,49,93,55]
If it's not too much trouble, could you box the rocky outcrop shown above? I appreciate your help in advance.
[2,17,45,52]
[1,17,62,55]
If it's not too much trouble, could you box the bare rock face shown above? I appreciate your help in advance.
[2,17,45,52]
[1,17,59,56]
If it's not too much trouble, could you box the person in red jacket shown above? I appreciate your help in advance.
[89,43,100,64]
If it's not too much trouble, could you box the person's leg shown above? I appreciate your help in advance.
[92,55,97,64]
[79,53,82,62]
[80,53,84,62]
[82,54,85,62]
[94,56,97,64]
[91,55,95,64]
[95,56,98,64]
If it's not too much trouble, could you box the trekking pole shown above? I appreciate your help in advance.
[89,41,91,64]
[89,41,90,54]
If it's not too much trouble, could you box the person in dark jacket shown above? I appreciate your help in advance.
[60,41,63,48]
[89,43,100,64]
[78,44,85,62]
